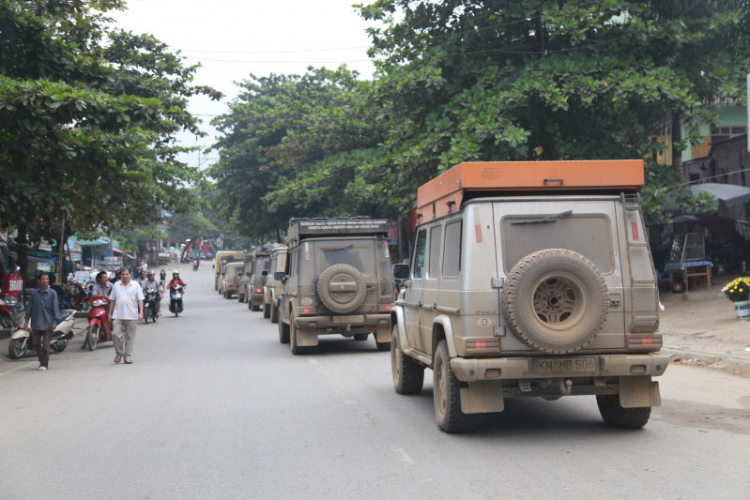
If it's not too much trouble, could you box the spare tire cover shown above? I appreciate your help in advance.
[317,264,367,314]
[502,248,609,354]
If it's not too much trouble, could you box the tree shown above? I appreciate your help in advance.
[356,0,750,215]
[210,67,390,240]
[0,0,221,274]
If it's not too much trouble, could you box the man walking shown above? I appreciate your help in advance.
[21,273,60,371]
[108,268,144,364]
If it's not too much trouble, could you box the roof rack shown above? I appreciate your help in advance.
[286,217,388,245]
[417,160,644,220]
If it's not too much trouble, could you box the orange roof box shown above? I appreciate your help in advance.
[417,160,644,220]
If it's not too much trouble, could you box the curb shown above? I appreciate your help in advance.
[662,347,750,367]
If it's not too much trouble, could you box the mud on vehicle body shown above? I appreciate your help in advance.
[262,245,287,322]
[213,251,244,292]
[391,160,668,432]
[248,244,276,312]
[220,262,244,299]
[276,218,394,354]
[237,257,254,303]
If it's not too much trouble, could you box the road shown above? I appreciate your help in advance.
[1,264,749,500]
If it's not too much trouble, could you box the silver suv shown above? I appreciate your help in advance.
[276,218,394,354]
[391,160,668,432]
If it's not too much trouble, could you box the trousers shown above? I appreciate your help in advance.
[32,329,52,368]
[112,319,138,357]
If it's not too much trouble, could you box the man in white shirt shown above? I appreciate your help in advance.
[108,268,144,364]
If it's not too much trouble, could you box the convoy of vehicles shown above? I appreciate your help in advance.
[213,251,245,291]
[219,262,244,299]
[262,245,287,322]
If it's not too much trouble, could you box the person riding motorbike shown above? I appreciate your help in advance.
[83,270,113,349]
[192,257,200,271]
[141,270,162,317]
[166,271,186,291]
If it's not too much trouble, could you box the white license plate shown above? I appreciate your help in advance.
[531,357,597,375]
[333,315,364,324]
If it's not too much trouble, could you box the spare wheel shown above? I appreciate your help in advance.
[502,248,609,354]
[317,264,368,314]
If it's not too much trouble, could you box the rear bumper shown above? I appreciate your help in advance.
[293,313,390,332]
[450,353,670,383]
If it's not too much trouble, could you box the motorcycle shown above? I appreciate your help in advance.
[72,282,92,314]
[192,260,200,271]
[143,288,159,324]
[7,309,77,359]
[85,296,112,351]
[168,284,184,317]
[0,297,16,330]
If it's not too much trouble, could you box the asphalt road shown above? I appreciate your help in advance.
[1,264,749,500]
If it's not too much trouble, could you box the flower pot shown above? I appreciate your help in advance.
[734,300,750,320]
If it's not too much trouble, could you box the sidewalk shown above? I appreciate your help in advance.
[660,274,750,378]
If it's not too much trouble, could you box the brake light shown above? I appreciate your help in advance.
[379,304,392,312]
[302,307,316,315]
[465,338,500,352]
[627,335,662,349]
[256,288,263,294]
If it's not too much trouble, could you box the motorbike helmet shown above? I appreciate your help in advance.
[147,270,155,276]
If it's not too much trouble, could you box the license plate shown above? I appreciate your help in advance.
[333,315,364,324]
[531,357,598,375]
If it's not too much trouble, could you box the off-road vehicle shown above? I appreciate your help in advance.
[391,160,668,432]
[263,244,287,322]
[219,262,243,299]
[248,244,277,312]
[276,218,394,354]
[213,251,244,291]
[237,257,254,303]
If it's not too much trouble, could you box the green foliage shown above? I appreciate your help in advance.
[211,0,749,232]
[641,162,717,223]
[0,0,221,246]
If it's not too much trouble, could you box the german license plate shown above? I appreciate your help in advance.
[531,357,598,375]
[333,315,364,324]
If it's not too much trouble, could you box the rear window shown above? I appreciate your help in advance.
[315,240,375,275]
[501,215,614,274]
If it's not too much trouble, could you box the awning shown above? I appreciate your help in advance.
[690,183,750,207]
[75,238,109,247]
[112,247,136,259]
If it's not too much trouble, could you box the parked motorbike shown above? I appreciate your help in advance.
[72,282,92,313]
[143,288,159,324]
[168,284,184,317]
[0,297,16,330]
[7,309,77,359]
[85,296,112,351]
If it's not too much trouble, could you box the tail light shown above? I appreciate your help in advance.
[255,288,263,294]
[378,304,392,312]
[465,338,500,353]
[627,335,663,350]
[301,307,316,315]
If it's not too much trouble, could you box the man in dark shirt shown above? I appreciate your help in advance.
[21,273,60,371]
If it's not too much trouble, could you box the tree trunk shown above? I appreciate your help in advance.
[16,223,28,286]
[671,113,684,176]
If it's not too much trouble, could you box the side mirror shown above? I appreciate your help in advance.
[392,264,410,280]
[261,270,268,276]
[274,271,286,281]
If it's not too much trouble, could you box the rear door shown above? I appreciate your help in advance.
[494,198,626,349]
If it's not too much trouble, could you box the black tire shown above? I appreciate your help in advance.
[290,317,310,355]
[175,309,179,317]
[503,248,608,354]
[433,340,474,433]
[316,264,367,314]
[596,395,651,429]
[8,338,29,359]
[353,333,368,341]
[252,303,261,312]
[54,339,68,353]
[0,313,15,330]
[391,326,424,394]
[278,316,290,344]
[271,303,279,324]
[86,324,100,351]
[263,303,271,319]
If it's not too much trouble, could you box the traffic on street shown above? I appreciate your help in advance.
[1,263,749,500]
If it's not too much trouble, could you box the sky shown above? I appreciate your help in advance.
[112,0,379,169]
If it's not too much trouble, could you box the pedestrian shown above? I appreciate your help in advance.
[20,273,60,371]
[108,268,144,364]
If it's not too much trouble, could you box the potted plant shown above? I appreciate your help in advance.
[721,277,750,319]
